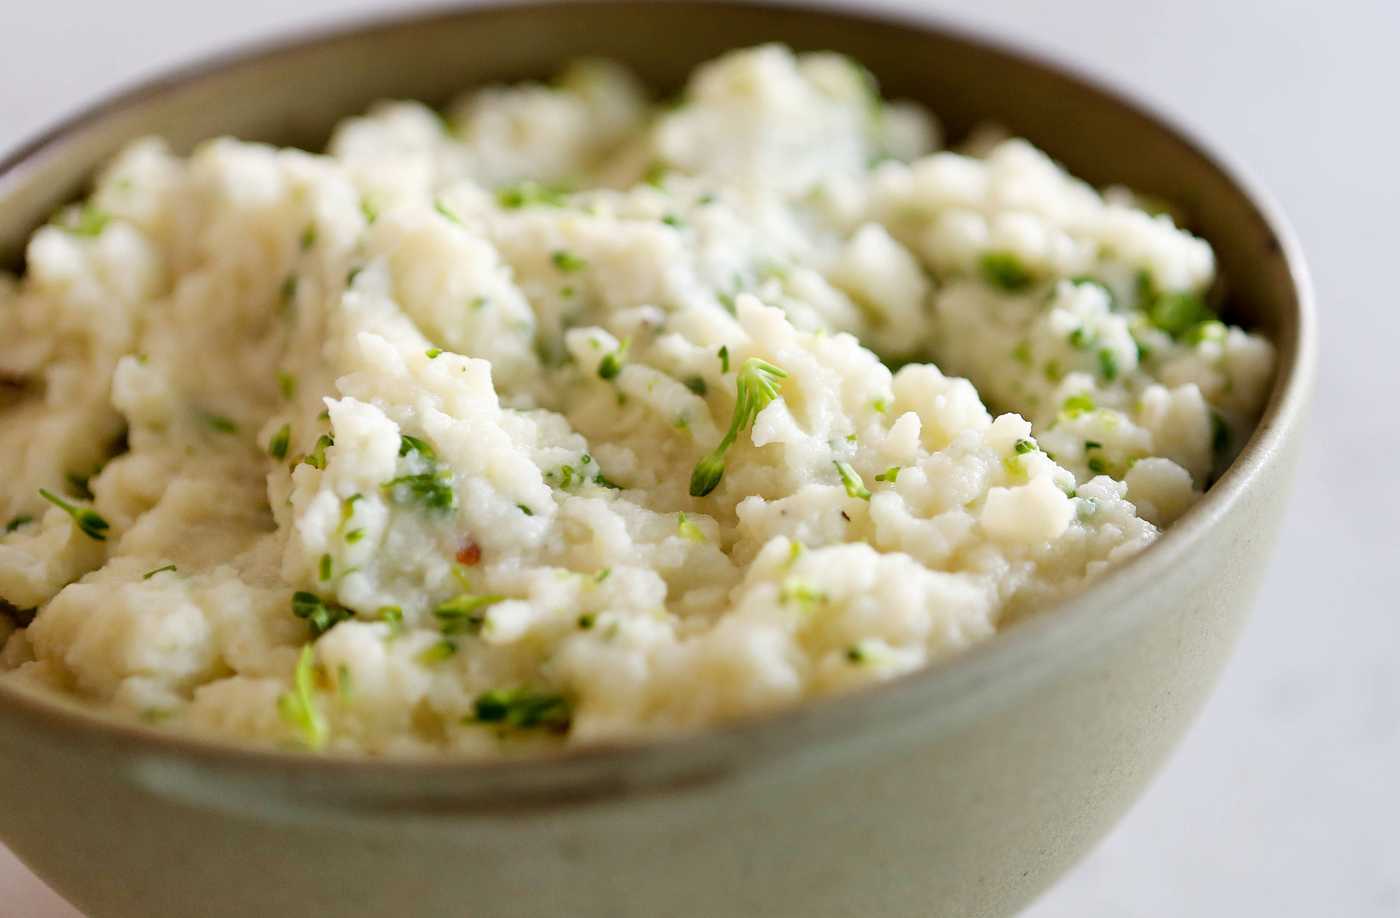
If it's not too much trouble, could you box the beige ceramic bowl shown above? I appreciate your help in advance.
[0,3,1313,916]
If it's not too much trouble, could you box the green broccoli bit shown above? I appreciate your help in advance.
[834,460,871,500]
[979,251,1033,291]
[470,687,572,732]
[291,591,353,638]
[496,181,570,209]
[1149,291,1218,337]
[690,358,788,497]
[37,488,109,541]
[433,593,506,635]
[277,645,327,750]
[551,249,588,273]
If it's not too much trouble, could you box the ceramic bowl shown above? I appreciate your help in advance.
[0,3,1313,916]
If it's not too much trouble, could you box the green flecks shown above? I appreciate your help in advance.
[979,251,1033,291]
[718,345,730,374]
[833,461,871,501]
[345,529,365,544]
[318,554,333,581]
[277,645,327,750]
[1069,327,1093,350]
[304,434,334,470]
[871,397,889,414]
[37,488,108,541]
[598,338,629,380]
[470,295,489,311]
[1185,319,1228,346]
[1011,340,1032,366]
[377,606,404,637]
[60,203,110,237]
[1043,359,1064,382]
[340,493,362,522]
[662,213,685,229]
[470,687,572,732]
[551,249,588,273]
[4,515,33,533]
[517,504,534,516]
[299,224,317,250]
[291,590,353,638]
[1061,393,1096,418]
[592,567,611,584]
[780,577,828,611]
[1014,438,1038,455]
[1002,455,1029,483]
[398,435,436,462]
[874,466,900,483]
[1085,440,1103,451]
[642,160,670,188]
[418,640,458,665]
[360,197,379,224]
[677,512,707,543]
[277,371,297,400]
[846,644,870,664]
[1148,291,1218,338]
[426,347,443,359]
[548,465,582,491]
[434,593,506,635]
[386,435,453,511]
[201,412,238,434]
[577,612,596,630]
[684,375,708,396]
[689,358,787,497]
[433,198,461,224]
[382,471,455,512]
[1087,456,1110,475]
[278,275,298,313]
[496,181,570,209]
[267,423,291,460]
[1097,348,1119,381]
[142,564,177,580]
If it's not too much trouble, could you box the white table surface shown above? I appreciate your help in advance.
[2,1,1395,915]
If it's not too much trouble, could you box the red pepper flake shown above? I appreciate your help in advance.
[456,541,481,566]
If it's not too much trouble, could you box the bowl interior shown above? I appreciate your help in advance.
[0,1,1310,785]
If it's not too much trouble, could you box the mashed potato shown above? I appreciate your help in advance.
[0,46,1273,755]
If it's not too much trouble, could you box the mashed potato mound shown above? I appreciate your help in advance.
[0,46,1273,755]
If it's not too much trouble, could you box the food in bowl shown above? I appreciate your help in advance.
[0,45,1274,755]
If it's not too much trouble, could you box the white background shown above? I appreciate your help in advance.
[1,1,1395,915]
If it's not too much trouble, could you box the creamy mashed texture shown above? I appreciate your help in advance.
[0,47,1274,755]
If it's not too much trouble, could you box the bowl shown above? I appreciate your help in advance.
[0,3,1314,916]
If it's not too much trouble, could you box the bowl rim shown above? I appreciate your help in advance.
[0,0,1315,805]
